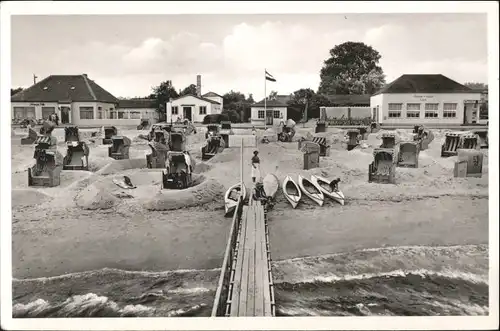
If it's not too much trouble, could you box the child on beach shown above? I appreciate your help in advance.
[251,150,261,183]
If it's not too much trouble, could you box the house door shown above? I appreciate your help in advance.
[183,107,192,121]
[265,110,273,126]
[60,106,71,124]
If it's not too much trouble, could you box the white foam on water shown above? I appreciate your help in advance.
[13,266,221,283]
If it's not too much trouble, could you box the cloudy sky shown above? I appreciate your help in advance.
[11,13,487,100]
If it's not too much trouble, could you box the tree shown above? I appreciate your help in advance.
[287,88,315,122]
[11,87,23,96]
[318,41,386,95]
[268,91,278,100]
[222,90,253,123]
[464,82,488,90]
[247,93,255,104]
[180,84,197,96]
[149,80,179,121]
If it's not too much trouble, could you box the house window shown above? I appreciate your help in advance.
[443,103,457,118]
[172,106,178,115]
[406,103,420,110]
[41,107,55,119]
[79,106,94,120]
[258,110,265,119]
[97,108,105,119]
[129,111,141,119]
[13,106,36,119]
[199,106,207,115]
[388,103,403,110]
[118,110,128,119]
[424,103,439,118]
[388,103,402,118]
[273,110,281,118]
[405,103,420,118]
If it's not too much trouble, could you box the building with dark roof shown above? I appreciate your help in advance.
[117,98,159,123]
[166,75,223,123]
[370,74,483,125]
[11,74,124,125]
[250,95,290,126]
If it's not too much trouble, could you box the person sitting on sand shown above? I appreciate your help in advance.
[252,182,267,204]
[251,150,261,183]
[330,178,341,191]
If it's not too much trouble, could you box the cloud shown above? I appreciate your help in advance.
[11,15,488,99]
[120,32,224,75]
[222,21,360,74]
[361,20,488,84]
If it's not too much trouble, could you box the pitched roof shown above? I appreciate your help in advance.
[324,94,371,106]
[252,97,288,108]
[171,94,221,105]
[373,74,473,95]
[118,98,156,109]
[11,74,118,103]
[202,91,223,98]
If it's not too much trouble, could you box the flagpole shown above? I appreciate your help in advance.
[264,68,267,130]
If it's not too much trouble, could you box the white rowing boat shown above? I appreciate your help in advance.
[263,173,279,200]
[310,175,345,205]
[224,182,247,216]
[282,175,301,209]
[297,174,324,206]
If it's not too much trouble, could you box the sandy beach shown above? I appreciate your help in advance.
[11,125,489,279]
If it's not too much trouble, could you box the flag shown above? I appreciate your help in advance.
[265,70,276,82]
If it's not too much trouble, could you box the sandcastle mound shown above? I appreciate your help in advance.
[97,158,147,175]
[144,176,224,211]
[12,189,53,208]
[75,183,118,210]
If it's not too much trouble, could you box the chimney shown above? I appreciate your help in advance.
[196,75,201,97]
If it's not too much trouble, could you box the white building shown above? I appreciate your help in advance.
[165,75,223,123]
[11,74,123,126]
[166,94,222,123]
[370,74,482,125]
[250,95,290,125]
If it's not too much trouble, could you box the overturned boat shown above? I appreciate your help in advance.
[282,176,302,209]
[224,182,247,216]
[297,175,324,206]
[310,175,344,205]
[263,173,279,200]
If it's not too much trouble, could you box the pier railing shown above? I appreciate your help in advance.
[211,196,243,317]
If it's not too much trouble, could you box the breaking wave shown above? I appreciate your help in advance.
[12,244,488,317]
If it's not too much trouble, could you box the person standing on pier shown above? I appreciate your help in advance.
[251,150,261,183]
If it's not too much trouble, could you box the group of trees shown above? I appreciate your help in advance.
[143,41,386,122]
[145,80,256,123]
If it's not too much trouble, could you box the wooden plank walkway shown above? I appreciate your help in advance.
[229,199,273,316]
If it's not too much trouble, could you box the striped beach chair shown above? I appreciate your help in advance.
[312,136,330,157]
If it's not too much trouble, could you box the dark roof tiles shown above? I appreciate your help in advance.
[118,98,156,109]
[374,74,473,95]
[11,74,118,103]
